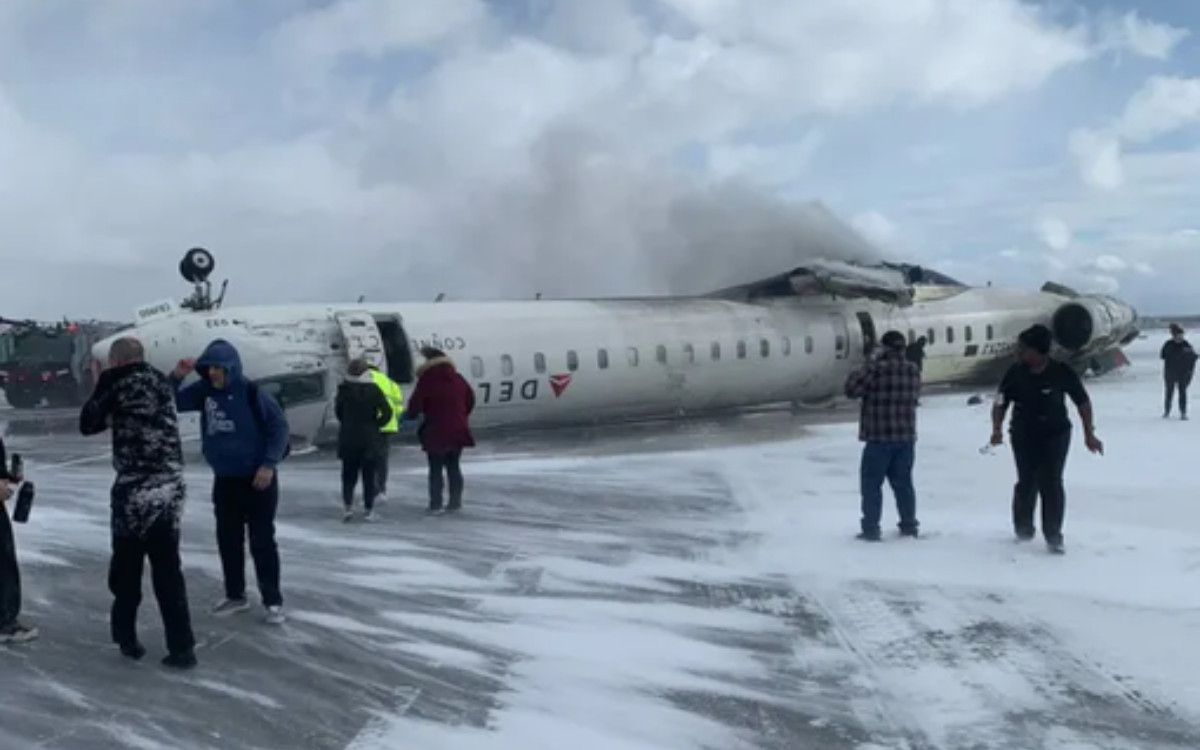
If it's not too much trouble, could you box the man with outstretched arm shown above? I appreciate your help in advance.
[990,324,1103,555]
[169,338,290,624]
[80,336,197,668]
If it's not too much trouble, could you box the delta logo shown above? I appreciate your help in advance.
[549,373,572,397]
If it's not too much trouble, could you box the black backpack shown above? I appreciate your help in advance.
[199,381,292,461]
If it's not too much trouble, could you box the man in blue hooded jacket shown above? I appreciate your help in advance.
[170,339,290,625]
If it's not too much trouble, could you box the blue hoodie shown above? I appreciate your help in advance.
[171,339,290,478]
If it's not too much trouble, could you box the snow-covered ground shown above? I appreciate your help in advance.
[2,334,1198,750]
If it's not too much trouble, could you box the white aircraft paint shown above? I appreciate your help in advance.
[92,252,1139,447]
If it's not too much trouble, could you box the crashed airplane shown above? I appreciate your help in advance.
[92,248,1139,447]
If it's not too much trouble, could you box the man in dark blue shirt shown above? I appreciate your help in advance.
[170,339,290,624]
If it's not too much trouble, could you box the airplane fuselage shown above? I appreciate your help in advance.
[103,282,1134,447]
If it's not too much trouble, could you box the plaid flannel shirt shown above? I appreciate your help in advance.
[843,350,921,443]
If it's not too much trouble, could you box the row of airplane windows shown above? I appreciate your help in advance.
[465,322,999,379]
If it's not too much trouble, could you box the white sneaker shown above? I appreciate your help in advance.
[211,598,252,616]
[264,605,286,625]
[342,508,354,522]
[364,510,377,523]
[374,492,387,504]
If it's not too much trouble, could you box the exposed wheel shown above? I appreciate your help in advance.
[5,387,38,409]
[180,247,215,283]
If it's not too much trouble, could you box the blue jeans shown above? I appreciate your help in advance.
[859,441,918,536]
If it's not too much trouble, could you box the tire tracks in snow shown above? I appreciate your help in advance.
[806,581,1200,750]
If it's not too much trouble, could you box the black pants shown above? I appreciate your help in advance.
[0,506,21,627]
[375,438,392,496]
[1165,374,1191,415]
[213,475,282,607]
[342,454,381,511]
[427,450,463,510]
[1011,430,1071,543]
[109,517,195,655]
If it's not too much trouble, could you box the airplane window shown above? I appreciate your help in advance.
[711,342,721,360]
[683,343,695,363]
[598,349,609,369]
[567,350,579,371]
[805,336,814,354]
[534,352,546,373]
[736,340,747,359]
[470,356,484,378]
[782,337,791,356]
[836,335,846,352]
[965,326,973,343]
[656,344,667,364]
[986,324,994,341]
[627,347,639,366]
[501,354,513,377]
[927,328,935,345]
[946,327,954,344]
[760,339,769,357]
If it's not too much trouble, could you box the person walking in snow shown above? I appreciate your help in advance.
[844,330,922,541]
[170,339,290,625]
[990,324,1103,555]
[336,358,393,522]
[1161,323,1197,420]
[80,336,197,668]
[404,347,475,514]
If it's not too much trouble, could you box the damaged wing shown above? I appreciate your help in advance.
[707,259,915,307]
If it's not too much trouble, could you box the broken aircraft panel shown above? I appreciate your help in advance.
[706,259,919,307]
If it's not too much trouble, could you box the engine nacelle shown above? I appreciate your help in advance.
[1051,294,1139,354]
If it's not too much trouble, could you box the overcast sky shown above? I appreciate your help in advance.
[1,0,1198,321]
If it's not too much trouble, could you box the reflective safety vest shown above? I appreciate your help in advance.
[368,369,404,433]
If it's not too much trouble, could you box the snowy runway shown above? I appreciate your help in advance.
[2,335,1198,749]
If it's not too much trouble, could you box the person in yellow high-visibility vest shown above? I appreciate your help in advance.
[367,364,404,503]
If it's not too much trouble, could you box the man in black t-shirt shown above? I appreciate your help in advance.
[989,324,1104,554]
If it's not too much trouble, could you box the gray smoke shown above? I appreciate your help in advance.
[369,126,886,301]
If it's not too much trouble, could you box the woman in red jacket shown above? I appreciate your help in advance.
[405,347,476,513]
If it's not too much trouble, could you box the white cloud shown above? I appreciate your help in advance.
[851,211,898,247]
[1115,75,1200,142]
[1037,216,1073,250]
[1069,75,1200,191]
[1095,9,1191,60]
[1093,254,1128,272]
[0,0,1195,319]
[1068,128,1125,190]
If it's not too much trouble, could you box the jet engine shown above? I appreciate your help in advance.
[1050,294,1139,356]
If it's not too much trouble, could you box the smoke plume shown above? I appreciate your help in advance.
[367,126,885,302]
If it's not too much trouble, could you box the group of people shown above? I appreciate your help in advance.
[845,323,1105,554]
[0,336,478,664]
[334,346,476,520]
[847,322,1196,554]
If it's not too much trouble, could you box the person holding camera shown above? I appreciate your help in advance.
[0,436,36,644]
[80,336,197,668]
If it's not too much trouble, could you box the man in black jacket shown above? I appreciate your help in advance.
[335,358,393,522]
[990,325,1104,554]
[80,336,197,668]
[0,436,36,644]
[1161,323,1197,420]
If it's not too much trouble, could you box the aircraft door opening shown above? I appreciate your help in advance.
[829,313,850,360]
[333,311,387,371]
[374,315,415,385]
[856,312,877,356]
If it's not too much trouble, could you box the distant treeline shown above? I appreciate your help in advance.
[1139,315,1200,330]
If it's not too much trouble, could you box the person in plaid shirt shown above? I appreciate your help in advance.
[844,330,922,540]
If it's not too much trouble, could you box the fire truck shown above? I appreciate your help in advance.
[0,318,128,408]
